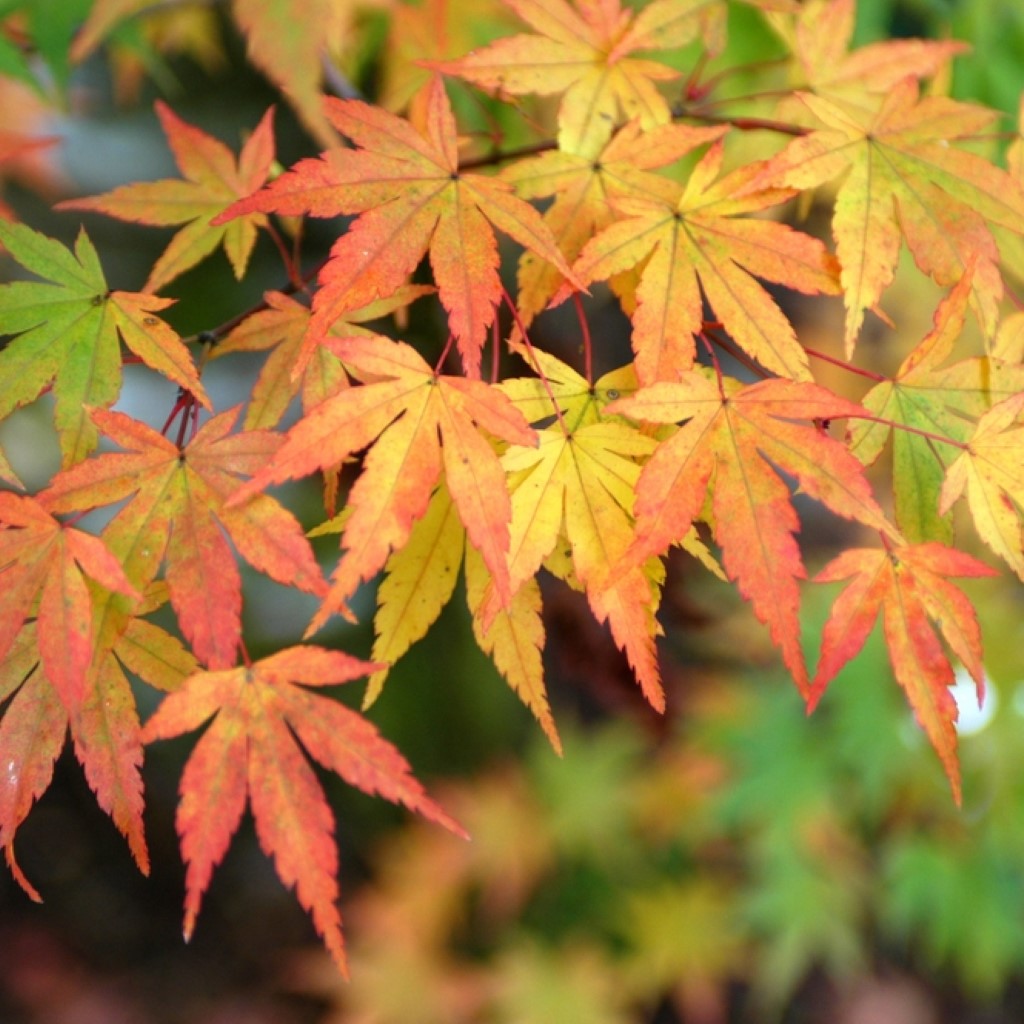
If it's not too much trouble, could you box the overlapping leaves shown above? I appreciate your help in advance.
[0,0,1022,976]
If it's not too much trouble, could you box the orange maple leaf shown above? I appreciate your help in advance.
[218,76,577,377]
[608,374,895,694]
[812,541,996,803]
[573,141,839,384]
[140,644,466,975]
[58,102,275,293]
[0,624,71,901]
[434,0,724,154]
[0,491,140,709]
[228,334,537,627]
[781,0,966,100]
[0,603,199,901]
[501,119,726,325]
[757,78,1024,350]
[40,407,327,669]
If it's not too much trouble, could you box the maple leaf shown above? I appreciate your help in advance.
[0,130,58,222]
[849,270,1024,544]
[777,0,966,100]
[228,333,536,628]
[607,374,895,695]
[229,0,341,149]
[0,220,210,466]
[573,141,839,385]
[0,590,198,901]
[379,0,517,117]
[140,645,466,974]
[501,119,726,324]
[492,350,666,710]
[757,79,1024,351]
[994,95,1024,285]
[0,624,67,901]
[434,0,725,154]
[0,491,140,710]
[40,406,327,669]
[217,76,577,377]
[939,392,1024,582]
[339,477,559,749]
[58,102,275,293]
[211,285,433,431]
[812,542,996,803]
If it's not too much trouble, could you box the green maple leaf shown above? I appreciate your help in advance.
[0,220,209,467]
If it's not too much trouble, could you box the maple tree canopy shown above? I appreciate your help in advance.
[1,0,1023,976]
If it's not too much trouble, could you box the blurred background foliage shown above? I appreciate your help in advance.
[0,1,1023,1022]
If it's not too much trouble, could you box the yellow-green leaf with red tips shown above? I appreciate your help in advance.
[850,270,1024,544]
[939,392,1024,581]
[757,79,1023,350]
[492,354,666,711]
[434,0,725,154]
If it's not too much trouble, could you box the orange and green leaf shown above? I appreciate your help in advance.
[40,407,326,669]
[58,102,276,293]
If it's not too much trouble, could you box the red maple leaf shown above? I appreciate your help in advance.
[141,644,466,974]
[608,374,894,694]
[812,541,997,803]
[217,76,577,377]
[40,407,326,669]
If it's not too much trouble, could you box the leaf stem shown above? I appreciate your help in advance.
[680,110,811,136]
[572,292,593,385]
[805,345,887,381]
[851,411,969,451]
[501,285,569,435]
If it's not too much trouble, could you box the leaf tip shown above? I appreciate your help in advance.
[5,844,43,903]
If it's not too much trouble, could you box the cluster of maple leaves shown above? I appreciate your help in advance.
[1,0,1023,974]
